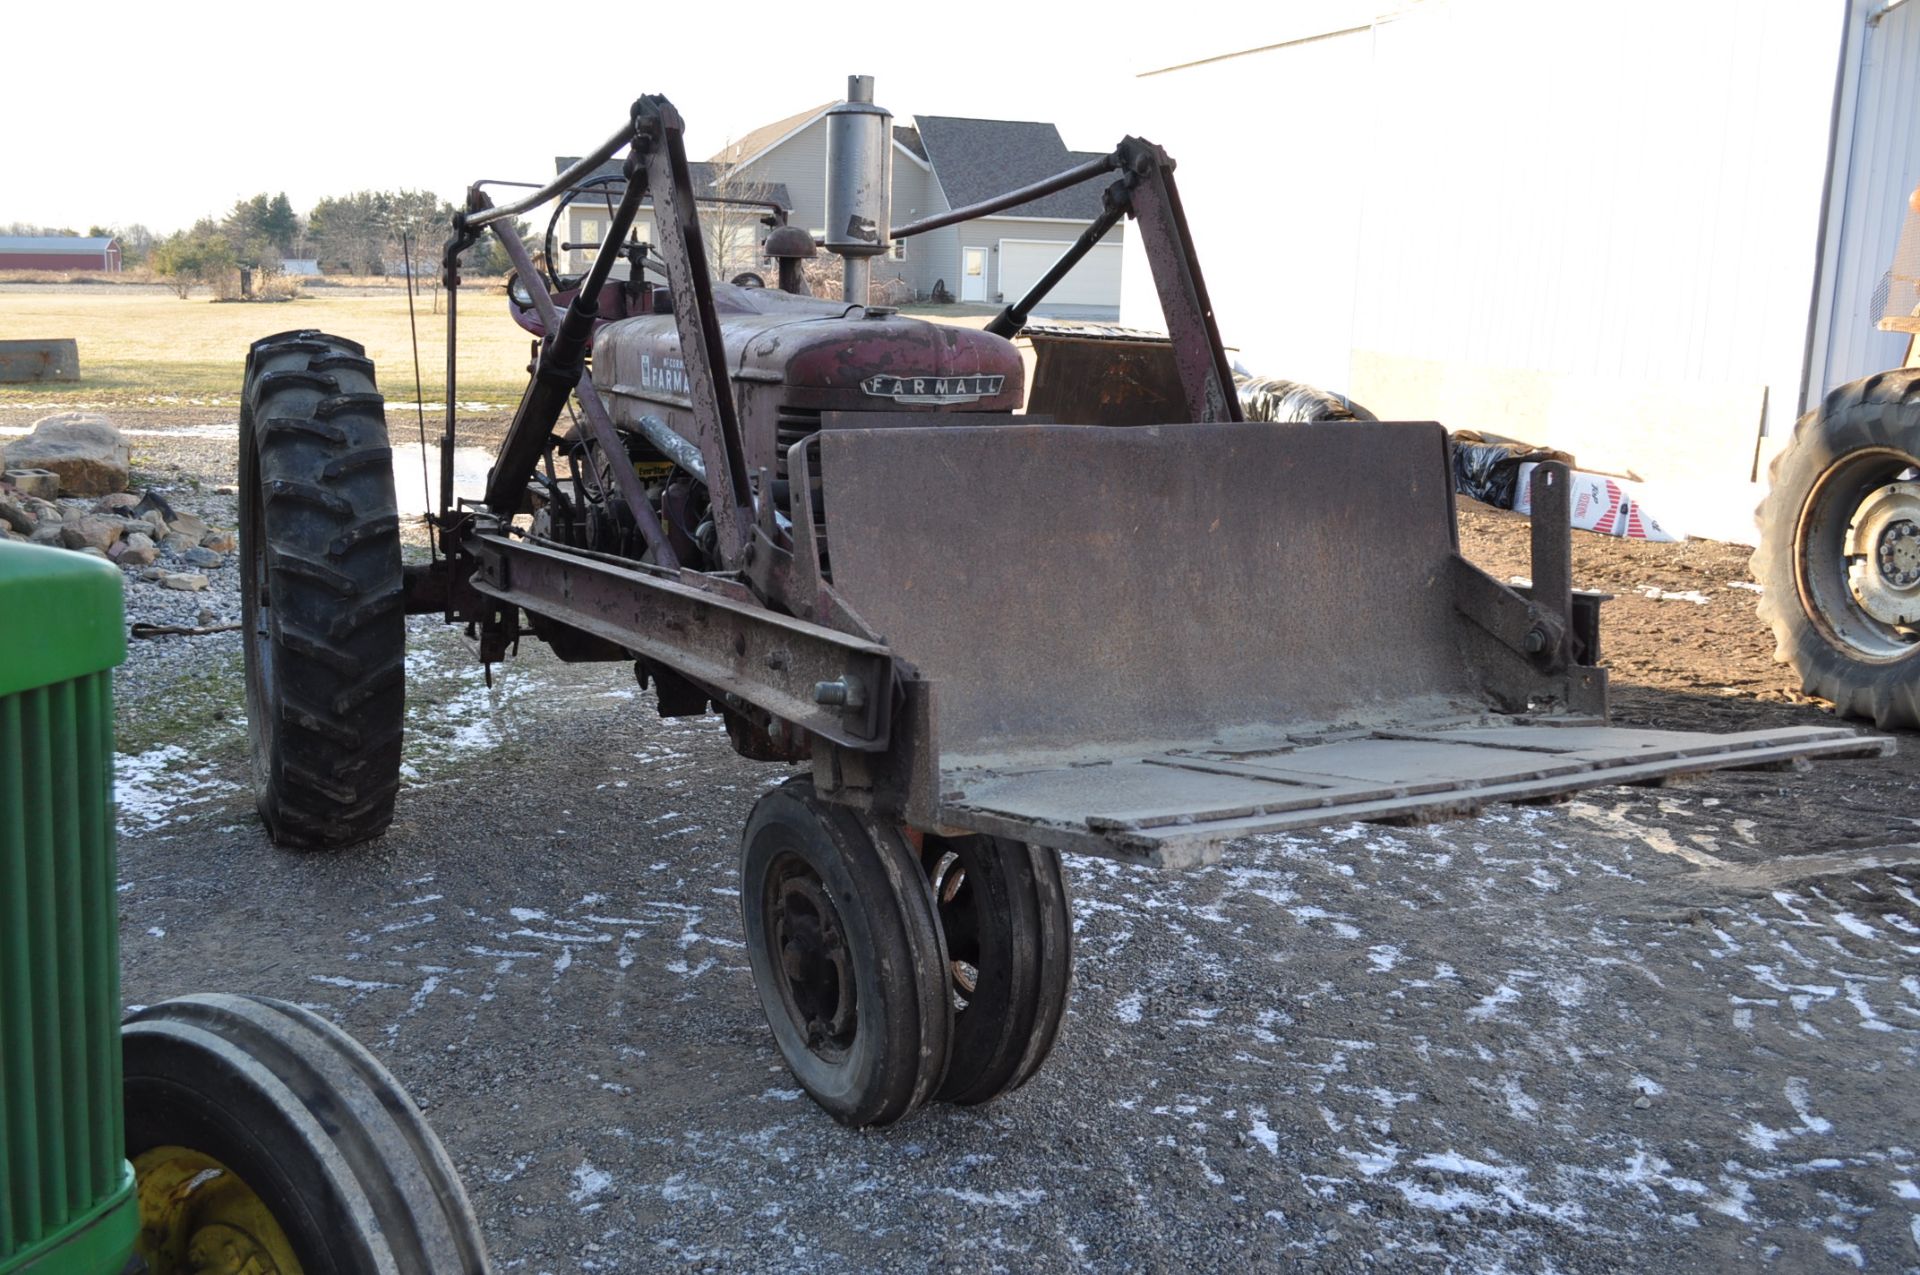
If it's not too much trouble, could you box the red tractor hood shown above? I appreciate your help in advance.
[592,283,1025,415]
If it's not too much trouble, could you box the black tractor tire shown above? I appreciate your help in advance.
[240,329,405,848]
[1753,369,1920,731]
[740,778,952,1128]
[926,835,1074,1106]
[124,994,490,1274]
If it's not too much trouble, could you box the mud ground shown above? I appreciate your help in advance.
[39,404,1920,1273]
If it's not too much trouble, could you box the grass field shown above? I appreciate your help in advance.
[0,288,536,407]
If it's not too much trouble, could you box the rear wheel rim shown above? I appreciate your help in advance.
[1796,448,1920,662]
[132,1145,305,1275]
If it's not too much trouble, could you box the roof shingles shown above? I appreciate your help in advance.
[912,116,1106,220]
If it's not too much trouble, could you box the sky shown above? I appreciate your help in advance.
[0,1,1378,235]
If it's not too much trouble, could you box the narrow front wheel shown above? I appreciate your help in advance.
[740,779,952,1127]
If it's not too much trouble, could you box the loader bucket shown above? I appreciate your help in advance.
[812,421,1890,867]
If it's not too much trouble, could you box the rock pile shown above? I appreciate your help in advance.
[1,413,237,593]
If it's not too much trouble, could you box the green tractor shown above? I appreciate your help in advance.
[0,542,488,1275]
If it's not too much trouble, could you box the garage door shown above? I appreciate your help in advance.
[999,238,1123,309]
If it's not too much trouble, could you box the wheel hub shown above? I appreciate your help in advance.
[1846,481,1920,626]
[1875,519,1920,587]
[771,865,856,1054]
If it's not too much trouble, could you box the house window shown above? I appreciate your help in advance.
[579,217,601,265]
[888,239,906,261]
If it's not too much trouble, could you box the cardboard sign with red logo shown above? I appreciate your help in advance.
[1514,462,1680,542]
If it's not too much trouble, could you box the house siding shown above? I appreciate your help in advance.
[736,117,832,235]
[733,115,941,299]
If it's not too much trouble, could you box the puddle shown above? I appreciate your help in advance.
[390,442,492,516]
[0,422,239,438]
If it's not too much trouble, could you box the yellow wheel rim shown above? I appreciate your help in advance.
[132,1146,305,1275]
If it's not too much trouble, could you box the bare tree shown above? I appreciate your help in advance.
[699,157,773,284]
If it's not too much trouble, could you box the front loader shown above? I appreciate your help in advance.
[235,76,1889,1128]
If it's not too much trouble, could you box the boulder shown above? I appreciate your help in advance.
[200,529,237,554]
[95,492,142,514]
[162,532,199,555]
[118,531,158,567]
[159,572,209,592]
[77,546,110,560]
[183,546,224,570]
[3,413,129,497]
[58,515,123,552]
[29,525,63,546]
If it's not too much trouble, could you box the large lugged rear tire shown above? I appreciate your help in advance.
[124,994,491,1274]
[1753,369,1920,730]
[241,329,405,848]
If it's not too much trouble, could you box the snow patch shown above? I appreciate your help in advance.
[569,1160,614,1204]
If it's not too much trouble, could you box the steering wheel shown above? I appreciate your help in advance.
[543,171,630,295]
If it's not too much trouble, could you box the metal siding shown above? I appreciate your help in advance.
[0,252,112,271]
[1815,0,1920,401]
[1126,0,1846,487]
[1120,22,1374,392]
[1342,0,1838,483]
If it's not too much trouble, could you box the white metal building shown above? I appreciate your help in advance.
[1120,0,1919,534]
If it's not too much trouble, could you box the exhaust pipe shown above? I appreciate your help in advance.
[824,74,892,306]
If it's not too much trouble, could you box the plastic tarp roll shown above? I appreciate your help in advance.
[1449,430,1576,509]
[1234,375,1378,424]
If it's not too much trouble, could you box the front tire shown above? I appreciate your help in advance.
[240,329,405,848]
[925,835,1073,1106]
[1753,370,1920,730]
[740,779,952,1128]
[124,994,490,1274]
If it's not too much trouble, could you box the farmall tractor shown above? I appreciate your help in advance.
[235,77,1887,1128]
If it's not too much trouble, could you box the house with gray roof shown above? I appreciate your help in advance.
[710,101,1124,317]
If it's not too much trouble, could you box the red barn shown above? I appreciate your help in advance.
[0,236,121,271]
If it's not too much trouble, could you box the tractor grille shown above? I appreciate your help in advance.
[0,670,126,1259]
[774,406,821,484]
[775,407,830,577]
